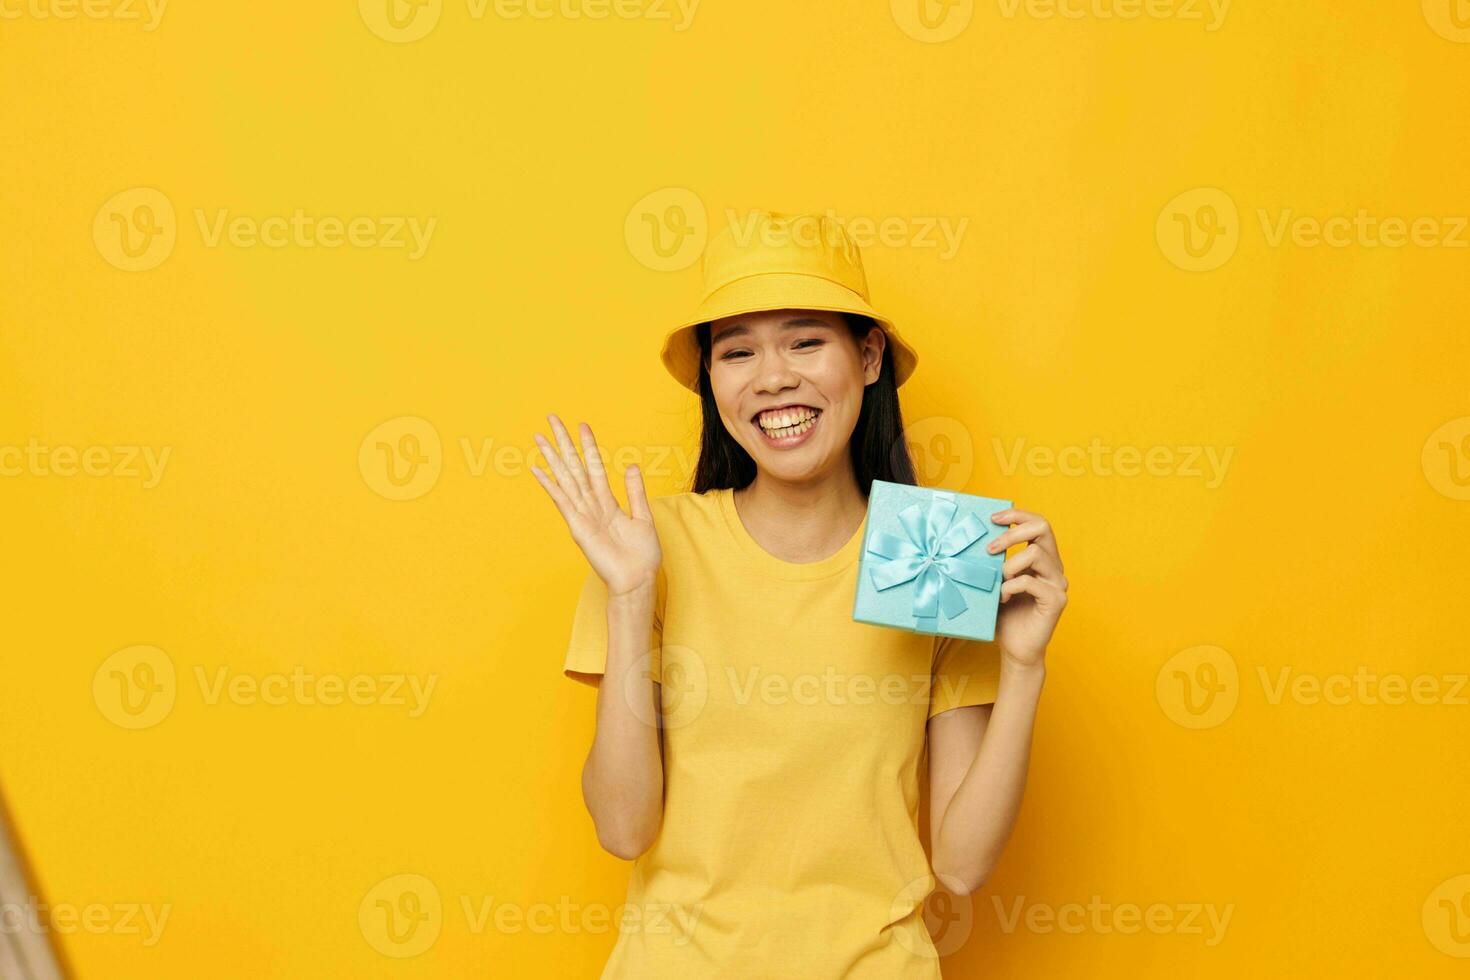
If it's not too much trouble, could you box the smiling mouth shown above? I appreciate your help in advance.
[752,405,822,446]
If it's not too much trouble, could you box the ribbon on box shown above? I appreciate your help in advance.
[866,493,998,628]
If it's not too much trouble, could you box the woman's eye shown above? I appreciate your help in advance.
[719,350,751,360]
[794,339,823,349]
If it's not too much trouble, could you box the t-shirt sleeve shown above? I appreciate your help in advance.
[562,567,665,687]
[929,634,1002,719]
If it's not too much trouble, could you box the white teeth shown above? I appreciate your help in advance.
[757,408,820,439]
[757,407,818,431]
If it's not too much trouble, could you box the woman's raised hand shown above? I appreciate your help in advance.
[530,414,662,598]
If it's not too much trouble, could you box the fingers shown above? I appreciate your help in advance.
[532,430,585,511]
[625,463,651,521]
[987,509,1063,572]
[1000,573,1068,608]
[1003,544,1067,589]
[529,460,578,525]
[579,422,620,511]
[547,413,595,502]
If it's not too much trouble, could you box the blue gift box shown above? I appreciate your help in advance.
[852,480,1012,641]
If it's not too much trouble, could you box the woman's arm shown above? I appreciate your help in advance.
[531,413,666,860]
[581,582,665,859]
[927,508,1067,894]
[927,663,1044,894]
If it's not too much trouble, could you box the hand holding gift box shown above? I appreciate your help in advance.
[852,480,1012,642]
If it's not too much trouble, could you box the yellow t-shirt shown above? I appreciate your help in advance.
[563,486,1001,979]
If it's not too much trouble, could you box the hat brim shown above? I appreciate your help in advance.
[660,273,918,393]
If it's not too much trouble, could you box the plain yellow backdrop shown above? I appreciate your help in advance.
[2,0,1468,976]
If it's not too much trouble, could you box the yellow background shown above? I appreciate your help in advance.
[3,0,1468,976]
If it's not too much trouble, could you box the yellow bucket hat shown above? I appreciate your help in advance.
[659,209,919,393]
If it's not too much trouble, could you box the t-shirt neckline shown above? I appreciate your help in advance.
[716,486,867,581]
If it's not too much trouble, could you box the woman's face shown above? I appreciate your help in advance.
[707,309,885,483]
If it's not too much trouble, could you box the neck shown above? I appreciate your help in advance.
[732,466,867,564]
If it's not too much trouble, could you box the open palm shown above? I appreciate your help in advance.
[530,414,662,597]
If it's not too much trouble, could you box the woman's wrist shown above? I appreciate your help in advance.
[998,657,1046,697]
[608,579,657,607]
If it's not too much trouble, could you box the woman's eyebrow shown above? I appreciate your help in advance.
[714,319,833,343]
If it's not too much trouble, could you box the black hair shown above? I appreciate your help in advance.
[689,313,918,495]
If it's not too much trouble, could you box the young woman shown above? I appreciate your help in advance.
[531,211,1067,978]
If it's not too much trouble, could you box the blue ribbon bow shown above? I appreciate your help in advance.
[866,494,998,629]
